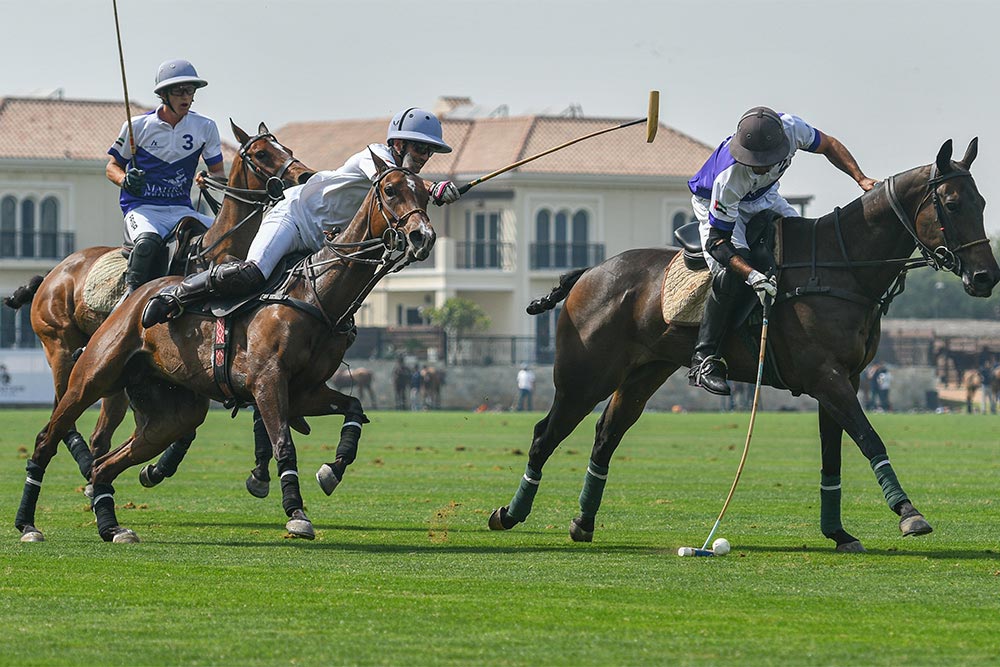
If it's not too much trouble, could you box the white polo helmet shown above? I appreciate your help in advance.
[153,59,208,95]
[387,107,452,153]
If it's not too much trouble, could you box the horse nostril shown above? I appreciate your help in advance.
[972,270,994,288]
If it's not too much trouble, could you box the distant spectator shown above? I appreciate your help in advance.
[392,356,411,410]
[516,364,536,411]
[410,367,424,411]
[874,364,892,412]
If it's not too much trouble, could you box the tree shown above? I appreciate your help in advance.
[423,297,491,336]
[423,298,491,364]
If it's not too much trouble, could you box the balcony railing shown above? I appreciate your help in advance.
[0,231,76,260]
[454,241,515,270]
[529,242,604,270]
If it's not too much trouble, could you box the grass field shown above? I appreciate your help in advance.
[1,409,998,666]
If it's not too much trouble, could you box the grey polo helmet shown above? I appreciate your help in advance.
[153,59,208,95]
[387,107,452,153]
[729,106,789,167]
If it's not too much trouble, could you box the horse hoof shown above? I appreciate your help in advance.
[285,509,315,540]
[316,464,341,496]
[900,514,933,537]
[569,517,594,543]
[835,540,866,553]
[19,526,44,542]
[110,527,140,544]
[83,484,94,499]
[245,473,270,498]
[138,464,164,488]
[488,507,521,531]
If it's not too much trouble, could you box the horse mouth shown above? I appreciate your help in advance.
[964,269,999,297]
[406,224,435,263]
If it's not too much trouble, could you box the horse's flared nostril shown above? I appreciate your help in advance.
[972,270,997,290]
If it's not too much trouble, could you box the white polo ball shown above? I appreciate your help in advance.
[712,538,731,556]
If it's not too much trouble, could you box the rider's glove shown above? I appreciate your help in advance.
[746,270,777,306]
[430,180,460,206]
[121,167,146,196]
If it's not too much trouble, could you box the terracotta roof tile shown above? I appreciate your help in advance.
[276,113,713,180]
[0,96,237,161]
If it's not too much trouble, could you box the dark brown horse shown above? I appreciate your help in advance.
[420,366,446,409]
[14,153,434,543]
[3,121,314,481]
[489,139,999,552]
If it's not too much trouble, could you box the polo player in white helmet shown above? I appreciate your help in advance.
[106,58,226,293]
[141,106,459,324]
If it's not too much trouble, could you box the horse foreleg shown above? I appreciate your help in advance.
[255,383,314,539]
[288,386,368,497]
[812,371,932,538]
[570,361,679,542]
[818,399,864,552]
[90,385,209,543]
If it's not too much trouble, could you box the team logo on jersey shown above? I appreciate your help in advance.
[713,200,730,215]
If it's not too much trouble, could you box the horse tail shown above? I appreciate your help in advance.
[526,267,588,315]
[3,275,44,310]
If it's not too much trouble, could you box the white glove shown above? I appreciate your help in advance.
[746,270,777,306]
[430,180,460,206]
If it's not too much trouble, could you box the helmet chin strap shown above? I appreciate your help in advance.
[160,94,177,116]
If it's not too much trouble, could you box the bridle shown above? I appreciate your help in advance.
[284,165,431,331]
[186,132,309,269]
[885,164,990,276]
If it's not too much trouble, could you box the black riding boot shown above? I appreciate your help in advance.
[125,232,166,293]
[689,270,743,396]
[142,261,265,327]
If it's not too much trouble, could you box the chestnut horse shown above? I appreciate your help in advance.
[3,121,314,482]
[489,139,999,552]
[14,153,434,543]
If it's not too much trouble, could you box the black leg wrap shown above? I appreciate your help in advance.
[15,461,46,531]
[279,472,303,517]
[155,432,195,478]
[335,418,364,466]
[63,431,93,479]
[91,483,119,540]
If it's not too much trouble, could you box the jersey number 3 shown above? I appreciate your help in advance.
[182,134,194,150]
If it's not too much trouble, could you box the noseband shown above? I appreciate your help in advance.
[886,165,990,275]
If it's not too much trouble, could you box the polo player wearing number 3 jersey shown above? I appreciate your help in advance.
[106,58,226,293]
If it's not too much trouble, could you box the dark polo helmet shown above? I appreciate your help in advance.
[730,106,789,167]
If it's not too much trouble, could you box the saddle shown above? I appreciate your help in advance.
[662,211,782,325]
[121,216,210,275]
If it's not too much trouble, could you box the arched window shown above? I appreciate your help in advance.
[40,197,59,258]
[572,210,589,266]
[553,209,569,267]
[1,196,15,257]
[20,198,36,258]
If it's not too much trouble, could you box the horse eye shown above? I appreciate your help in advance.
[384,185,396,197]
[945,200,960,212]
[255,150,267,160]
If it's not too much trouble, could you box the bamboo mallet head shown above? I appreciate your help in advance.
[646,90,660,143]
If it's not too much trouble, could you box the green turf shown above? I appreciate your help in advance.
[1,409,998,666]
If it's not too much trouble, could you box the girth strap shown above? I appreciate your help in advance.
[212,317,242,409]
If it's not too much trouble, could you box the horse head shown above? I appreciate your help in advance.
[231,120,316,192]
[912,138,999,297]
[368,150,436,264]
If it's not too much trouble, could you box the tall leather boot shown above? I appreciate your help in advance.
[688,269,743,396]
[124,232,166,293]
[141,261,265,328]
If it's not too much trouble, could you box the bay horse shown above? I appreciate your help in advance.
[962,369,982,414]
[331,366,377,409]
[489,138,999,552]
[3,121,314,484]
[420,366,446,409]
[14,152,434,543]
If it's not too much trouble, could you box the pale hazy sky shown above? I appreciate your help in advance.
[5,0,1000,233]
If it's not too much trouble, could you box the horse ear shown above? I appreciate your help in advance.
[258,121,270,135]
[231,119,249,145]
[369,148,390,175]
[936,139,954,173]
[958,137,978,170]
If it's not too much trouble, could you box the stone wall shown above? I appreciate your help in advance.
[330,360,938,413]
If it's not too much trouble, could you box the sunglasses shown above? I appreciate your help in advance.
[408,142,436,156]
[168,85,197,97]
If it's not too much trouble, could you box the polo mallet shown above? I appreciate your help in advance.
[457,90,659,195]
[112,0,136,160]
[678,290,773,557]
